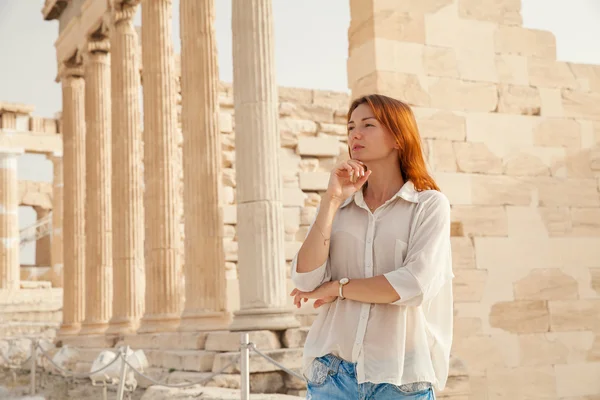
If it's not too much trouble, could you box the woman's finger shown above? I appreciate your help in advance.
[354,169,371,187]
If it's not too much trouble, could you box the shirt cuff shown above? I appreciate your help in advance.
[383,267,424,307]
[291,255,328,292]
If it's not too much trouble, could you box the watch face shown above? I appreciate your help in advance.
[340,278,349,285]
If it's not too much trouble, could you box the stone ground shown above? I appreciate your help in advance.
[0,369,304,400]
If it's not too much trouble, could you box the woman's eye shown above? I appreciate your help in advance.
[365,123,374,127]
[348,127,354,131]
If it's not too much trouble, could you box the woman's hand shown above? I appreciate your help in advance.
[326,160,371,204]
[290,281,339,309]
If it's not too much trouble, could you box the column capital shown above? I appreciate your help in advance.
[59,65,84,81]
[86,38,110,54]
[112,1,139,24]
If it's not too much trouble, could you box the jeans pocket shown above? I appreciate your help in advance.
[304,358,335,387]
[388,384,433,397]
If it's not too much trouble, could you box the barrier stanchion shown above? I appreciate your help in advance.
[116,347,130,400]
[240,333,250,400]
[30,339,37,395]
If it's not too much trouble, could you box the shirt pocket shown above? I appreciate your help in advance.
[394,239,408,268]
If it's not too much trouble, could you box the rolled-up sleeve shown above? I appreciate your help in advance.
[384,192,454,307]
[290,210,332,292]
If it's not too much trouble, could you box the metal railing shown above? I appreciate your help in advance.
[19,211,53,248]
[0,333,306,400]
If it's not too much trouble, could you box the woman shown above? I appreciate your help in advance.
[290,94,454,400]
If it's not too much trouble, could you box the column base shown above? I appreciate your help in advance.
[137,313,180,333]
[79,320,109,335]
[179,310,232,332]
[106,316,141,335]
[229,307,300,332]
[57,322,81,336]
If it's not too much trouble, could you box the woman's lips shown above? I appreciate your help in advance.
[352,145,364,151]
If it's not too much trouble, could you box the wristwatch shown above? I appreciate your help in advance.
[339,278,350,300]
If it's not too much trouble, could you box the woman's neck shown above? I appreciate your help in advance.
[362,160,405,203]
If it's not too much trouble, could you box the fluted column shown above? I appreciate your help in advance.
[48,152,63,288]
[107,1,145,335]
[80,39,113,335]
[178,0,230,331]
[58,66,86,336]
[230,0,299,331]
[138,0,183,333]
[0,148,23,290]
[33,206,52,267]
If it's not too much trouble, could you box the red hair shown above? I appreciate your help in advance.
[348,94,440,192]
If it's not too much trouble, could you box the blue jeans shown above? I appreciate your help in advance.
[305,354,435,400]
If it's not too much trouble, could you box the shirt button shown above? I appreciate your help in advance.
[366,238,372,243]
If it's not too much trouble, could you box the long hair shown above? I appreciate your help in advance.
[348,94,440,192]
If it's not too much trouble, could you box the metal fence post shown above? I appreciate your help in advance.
[240,333,250,400]
[30,339,37,395]
[116,346,130,400]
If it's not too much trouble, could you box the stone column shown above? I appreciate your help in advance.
[178,0,230,330]
[59,66,86,336]
[48,152,63,288]
[0,112,16,129]
[230,0,299,331]
[33,206,52,267]
[107,1,145,335]
[80,39,113,335]
[138,0,183,333]
[0,148,23,290]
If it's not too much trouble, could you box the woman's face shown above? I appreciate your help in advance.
[347,103,398,163]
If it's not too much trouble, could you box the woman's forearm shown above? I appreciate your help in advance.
[295,195,341,274]
[342,276,400,304]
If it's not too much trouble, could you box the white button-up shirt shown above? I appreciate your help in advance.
[291,181,454,390]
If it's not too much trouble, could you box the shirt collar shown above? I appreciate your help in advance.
[340,180,420,209]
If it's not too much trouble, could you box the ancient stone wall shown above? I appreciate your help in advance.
[344,0,600,398]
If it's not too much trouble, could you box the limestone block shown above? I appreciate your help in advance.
[433,172,472,205]
[450,333,519,373]
[568,62,600,92]
[362,71,431,107]
[548,300,600,332]
[532,177,599,207]
[453,269,487,302]
[564,148,595,178]
[280,148,301,172]
[299,172,330,191]
[313,90,350,109]
[451,237,476,269]
[453,316,483,338]
[281,130,299,148]
[496,54,529,86]
[157,350,216,372]
[528,58,578,89]
[205,330,281,352]
[250,372,286,393]
[486,366,556,399]
[165,370,240,389]
[318,123,347,136]
[279,119,318,136]
[538,207,571,236]
[428,77,498,112]
[305,193,321,207]
[555,363,600,398]
[423,46,458,78]
[427,139,456,172]
[458,0,521,25]
[223,205,237,224]
[413,108,466,141]
[283,207,301,236]
[453,142,503,174]
[571,208,600,236]
[497,84,541,116]
[282,172,299,188]
[223,186,235,205]
[300,207,317,225]
[212,348,303,374]
[519,332,595,367]
[296,137,339,157]
[455,26,499,83]
[278,87,313,104]
[223,168,236,187]
[219,113,233,133]
[539,88,564,118]
[471,175,532,205]
[299,159,319,172]
[284,370,307,391]
[506,206,553,237]
[223,225,236,238]
[495,26,556,59]
[489,300,550,333]
[279,102,295,117]
[285,241,303,261]
[282,327,310,348]
[451,206,507,236]
[291,103,336,124]
[562,89,600,120]
[283,188,307,207]
[503,152,552,176]
[514,269,578,300]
